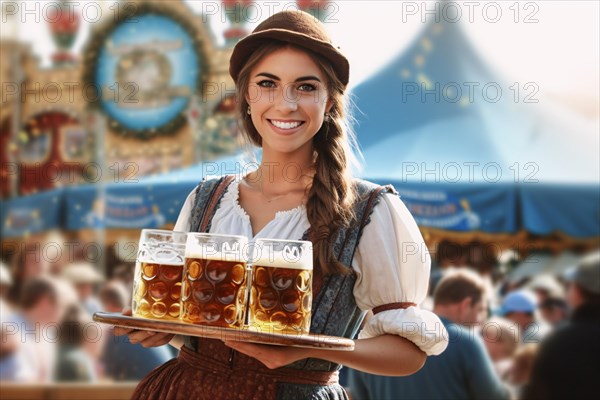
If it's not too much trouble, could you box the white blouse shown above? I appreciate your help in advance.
[174,179,448,356]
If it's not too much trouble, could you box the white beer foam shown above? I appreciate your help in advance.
[185,251,246,264]
[137,258,183,266]
[253,253,313,270]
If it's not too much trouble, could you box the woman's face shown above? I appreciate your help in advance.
[246,47,331,157]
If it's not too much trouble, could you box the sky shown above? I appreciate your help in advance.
[1,0,599,98]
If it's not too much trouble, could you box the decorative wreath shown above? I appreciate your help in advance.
[82,2,209,139]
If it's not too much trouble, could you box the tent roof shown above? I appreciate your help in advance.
[351,17,599,184]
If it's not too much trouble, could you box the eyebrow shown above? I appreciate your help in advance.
[254,72,322,83]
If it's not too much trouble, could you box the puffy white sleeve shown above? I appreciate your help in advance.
[173,187,197,233]
[352,193,448,356]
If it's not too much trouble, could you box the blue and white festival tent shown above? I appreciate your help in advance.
[350,16,599,243]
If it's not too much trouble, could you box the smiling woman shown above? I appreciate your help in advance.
[232,24,357,267]
[116,10,448,400]
[244,47,331,159]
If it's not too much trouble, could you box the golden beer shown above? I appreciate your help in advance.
[181,233,249,328]
[132,230,187,321]
[180,257,247,327]
[249,239,313,334]
[133,261,183,320]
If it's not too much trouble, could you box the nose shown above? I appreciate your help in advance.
[274,84,298,113]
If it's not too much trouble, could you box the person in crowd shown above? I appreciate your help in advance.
[110,263,134,296]
[538,296,569,327]
[505,343,538,399]
[1,275,77,382]
[54,304,98,382]
[348,268,510,400]
[524,250,600,400]
[526,274,564,304]
[7,242,51,307]
[116,9,447,399]
[0,262,19,381]
[481,316,521,380]
[435,240,467,269]
[99,281,174,380]
[42,231,70,276]
[499,289,551,343]
[61,261,105,316]
[467,241,501,311]
[0,262,12,300]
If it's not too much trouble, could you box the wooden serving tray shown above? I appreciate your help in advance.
[93,312,355,351]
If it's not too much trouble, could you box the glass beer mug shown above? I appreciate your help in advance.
[132,229,187,321]
[181,233,249,328]
[249,239,313,335]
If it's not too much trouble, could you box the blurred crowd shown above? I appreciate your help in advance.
[345,242,600,400]
[0,236,176,383]
[1,235,598,400]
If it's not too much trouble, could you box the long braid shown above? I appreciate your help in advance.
[308,112,356,274]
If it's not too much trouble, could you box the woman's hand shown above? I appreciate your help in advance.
[113,308,175,348]
[223,340,307,369]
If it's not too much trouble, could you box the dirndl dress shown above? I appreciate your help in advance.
[131,176,396,400]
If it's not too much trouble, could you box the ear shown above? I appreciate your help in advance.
[459,297,473,313]
[325,98,333,114]
[245,84,255,106]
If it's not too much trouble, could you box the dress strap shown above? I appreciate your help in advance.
[190,175,235,233]
[198,175,235,233]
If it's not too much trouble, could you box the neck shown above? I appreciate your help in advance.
[433,305,453,322]
[257,146,315,187]
[433,304,462,325]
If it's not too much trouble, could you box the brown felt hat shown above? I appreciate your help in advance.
[229,10,349,88]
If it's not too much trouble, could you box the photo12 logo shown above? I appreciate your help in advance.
[1,1,107,24]
[401,81,540,105]
[401,1,540,24]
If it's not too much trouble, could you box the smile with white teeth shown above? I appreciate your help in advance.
[269,119,304,130]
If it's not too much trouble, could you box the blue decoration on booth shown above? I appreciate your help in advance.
[95,14,200,131]
[1,188,64,238]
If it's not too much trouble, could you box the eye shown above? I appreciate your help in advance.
[257,79,276,88]
[298,83,317,92]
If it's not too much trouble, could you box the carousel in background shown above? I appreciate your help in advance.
[0,0,273,199]
[1,0,88,197]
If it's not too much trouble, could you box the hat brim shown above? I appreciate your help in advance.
[230,29,349,88]
[63,270,105,284]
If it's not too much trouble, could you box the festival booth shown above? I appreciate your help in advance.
[351,17,599,261]
[55,153,246,274]
[0,152,249,273]
[63,153,247,231]
[1,187,65,238]
[0,0,253,272]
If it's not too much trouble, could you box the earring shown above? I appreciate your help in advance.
[324,112,330,122]
[247,107,251,115]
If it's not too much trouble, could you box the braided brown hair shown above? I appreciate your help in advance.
[235,42,358,275]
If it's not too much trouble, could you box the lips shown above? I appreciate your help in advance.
[268,119,305,130]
